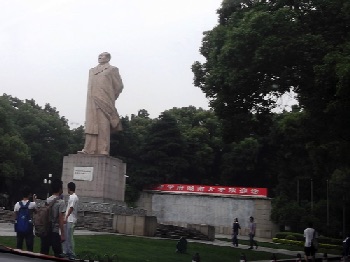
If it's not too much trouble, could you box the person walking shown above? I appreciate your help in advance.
[248,216,258,249]
[232,218,241,247]
[13,186,37,251]
[40,179,66,258]
[304,222,317,262]
[63,182,79,260]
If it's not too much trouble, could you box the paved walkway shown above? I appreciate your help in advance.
[0,223,339,261]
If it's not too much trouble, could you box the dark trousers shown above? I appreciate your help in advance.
[16,232,34,251]
[40,231,62,257]
[232,232,239,246]
[249,233,258,248]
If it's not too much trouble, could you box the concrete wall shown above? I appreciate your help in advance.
[187,224,215,241]
[112,215,157,237]
[136,191,278,238]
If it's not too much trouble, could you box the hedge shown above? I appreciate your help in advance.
[275,232,343,246]
[272,238,341,251]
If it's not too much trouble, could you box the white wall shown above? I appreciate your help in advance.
[137,191,277,238]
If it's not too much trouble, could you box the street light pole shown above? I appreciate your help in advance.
[327,179,329,226]
[297,179,300,205]
[311,179,313,212]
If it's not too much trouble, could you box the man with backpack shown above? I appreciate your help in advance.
[13,186,37,251]
[39,179,66,258]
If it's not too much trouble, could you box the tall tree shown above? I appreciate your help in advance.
[140,112,188,185]
[0,95,77,204]
[0,95,30,195]
[165,106,223,184]
[192,0,350,234]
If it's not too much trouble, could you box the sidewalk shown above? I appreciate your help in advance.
[212,234,341,261]
[0,223,111,237]
[0,223,340,261]
[210,234,304,259]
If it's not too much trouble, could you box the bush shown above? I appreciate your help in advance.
[286,235,297,241]
[275,232,304,241]
[273,236,342,251]
[275,232,343,245]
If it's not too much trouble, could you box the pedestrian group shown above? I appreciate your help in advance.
[14,179,79,260]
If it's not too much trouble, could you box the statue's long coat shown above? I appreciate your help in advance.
[84,63,123,135]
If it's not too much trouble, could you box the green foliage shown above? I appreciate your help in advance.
[220,137,262,186]
[272,237,341,251]
[0,94,84,204]
[192,0,350,237]
[140,112,188,184]
[275,232,304,242]
[0,96,30,182]
[285,235,297,241]
[164,106,223,184]
[111,107,224,198]
[124,184,141,207]
[274,232,343,246]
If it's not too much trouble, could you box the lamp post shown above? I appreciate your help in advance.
[43,173,52,198]
[311,179,313,212]
[326,179,329,226]
[297,177,313,212]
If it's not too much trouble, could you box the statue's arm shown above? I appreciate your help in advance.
[112,67,124,100]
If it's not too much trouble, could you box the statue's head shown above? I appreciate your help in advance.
[98,52,111,64]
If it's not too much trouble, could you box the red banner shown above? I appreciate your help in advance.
[147,184,267,197]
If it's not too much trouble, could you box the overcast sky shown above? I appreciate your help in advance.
[0,0,222,127]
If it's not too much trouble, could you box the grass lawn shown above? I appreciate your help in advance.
[0,235,295,262]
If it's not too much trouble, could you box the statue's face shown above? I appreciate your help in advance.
[98,53,110,64]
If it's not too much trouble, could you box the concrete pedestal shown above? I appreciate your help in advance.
[61,154,126,204]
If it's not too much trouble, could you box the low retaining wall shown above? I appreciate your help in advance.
[155,223,214,241]
[113,215,157,236]
[1,201,215,240]
[137,191,278,238]
[188,224,215,241]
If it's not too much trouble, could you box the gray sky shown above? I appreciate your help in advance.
[0,0,222,128]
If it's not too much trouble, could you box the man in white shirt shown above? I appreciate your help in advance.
[63,182,79,260]
[304,222,317,261]
[13,186,37,251]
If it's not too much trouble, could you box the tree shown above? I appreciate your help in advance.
[165,106,223,184]
[68,125,85,153]
[220,137,262,186]
[0,95,76,204]
[0,95,30,195]
[192,0,350,235]
[140,112,188,185]
[110,107,223,204]
[192,0,349,143]
[111,109,154,159]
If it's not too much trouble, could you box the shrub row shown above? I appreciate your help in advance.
[275,232,343,246]
[272,238,342,251]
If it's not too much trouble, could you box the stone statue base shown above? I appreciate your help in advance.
[61,154,126,204]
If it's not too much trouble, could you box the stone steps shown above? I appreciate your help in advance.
[155,224,210,241]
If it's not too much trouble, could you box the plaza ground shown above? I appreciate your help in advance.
[0,223,341,261]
